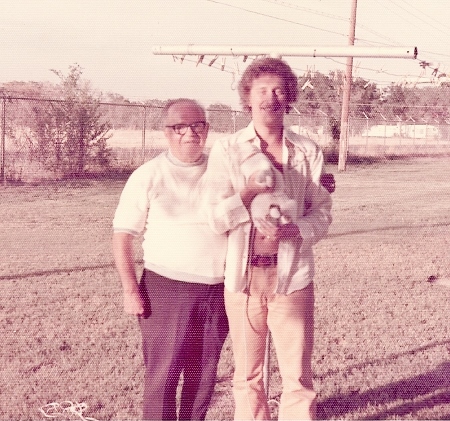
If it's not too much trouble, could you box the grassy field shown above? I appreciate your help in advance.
[0,157,449,420]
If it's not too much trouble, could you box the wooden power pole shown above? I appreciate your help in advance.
[338,0,358,172]
[1,91,6,186]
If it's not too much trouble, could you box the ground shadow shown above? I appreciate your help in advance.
[0,258,147,281]
[317,361,450,420]
[317,340,450,381]
[327,221,450,239]
[0,262,118,280]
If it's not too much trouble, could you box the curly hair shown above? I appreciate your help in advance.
[238,57,298,112]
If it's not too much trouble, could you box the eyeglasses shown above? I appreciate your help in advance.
[166,121,207,135]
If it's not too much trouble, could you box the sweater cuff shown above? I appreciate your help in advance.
[230,193,251,225]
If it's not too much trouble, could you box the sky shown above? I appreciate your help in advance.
[1,0,449,108]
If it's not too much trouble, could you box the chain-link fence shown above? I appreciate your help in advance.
[347,117,450,155]
[1,96,450,183]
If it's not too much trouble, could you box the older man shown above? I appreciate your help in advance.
[205,58,332,420]
[112,98,228,420]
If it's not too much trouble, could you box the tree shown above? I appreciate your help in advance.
[295,71,342,136]
[380,84,408,120]
[350,78,380,118]
[28,64,112,176]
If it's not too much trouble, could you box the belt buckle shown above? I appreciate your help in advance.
[252,254,276,267]
[259,255,272,267]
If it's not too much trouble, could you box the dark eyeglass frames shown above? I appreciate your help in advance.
[166,121,207,135]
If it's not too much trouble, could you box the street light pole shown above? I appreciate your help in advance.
[338,0,358,171]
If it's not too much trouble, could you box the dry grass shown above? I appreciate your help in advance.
[0,157,449,420]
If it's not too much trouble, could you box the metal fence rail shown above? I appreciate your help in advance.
[1,96,450,183]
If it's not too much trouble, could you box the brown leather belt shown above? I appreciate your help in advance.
[250,254,278,267]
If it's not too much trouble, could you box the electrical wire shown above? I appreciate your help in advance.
[206,0,348,39]
[203,0,449,88]
[262,0,399,45]
[389,0,450,39]
[195,0,450,93]
[260,0,349,23]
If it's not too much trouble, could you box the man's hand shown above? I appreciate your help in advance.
[278,222,302,243]
[320,173,336,193]
[240,171,275,209]
[113,232,145,316]
[123,290,145,316]
[254,217,303,243]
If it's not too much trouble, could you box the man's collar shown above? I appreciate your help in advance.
[166,150,206,167]
[237,121,296,146]
[236,121,258,143]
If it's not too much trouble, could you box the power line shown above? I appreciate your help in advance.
[205,0,348,39]
[390,0,450,39]
[207,0,450,68]
[262,0,450,66]
[262,0,399,44]
[260,0,349,23]
[397,0,450,33]
[199,0,448,93]
[421,50,450,59]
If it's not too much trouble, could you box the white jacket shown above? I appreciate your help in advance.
[204,122,332,294]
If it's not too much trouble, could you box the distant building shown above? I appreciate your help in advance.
[362,124,440,139]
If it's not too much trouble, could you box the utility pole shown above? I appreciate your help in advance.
[338,0,358,171]
[1,90,6,186]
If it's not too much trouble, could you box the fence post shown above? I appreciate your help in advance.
[141,105,147,164]
[363,113,369,151]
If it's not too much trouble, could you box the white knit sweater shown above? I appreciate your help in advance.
[113,151,227,284]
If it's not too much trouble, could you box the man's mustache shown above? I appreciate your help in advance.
[260,101,283,111]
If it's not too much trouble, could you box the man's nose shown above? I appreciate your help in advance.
[269,91,281,102]
[269,89,280,98]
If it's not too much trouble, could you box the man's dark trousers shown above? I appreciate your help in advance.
[138,270,229,421]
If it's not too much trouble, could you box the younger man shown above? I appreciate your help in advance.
[205,58,332,420]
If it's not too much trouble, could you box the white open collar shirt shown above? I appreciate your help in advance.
[204,122,333,294]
